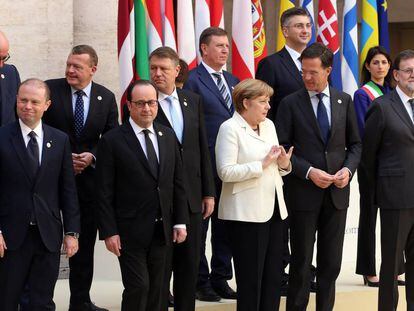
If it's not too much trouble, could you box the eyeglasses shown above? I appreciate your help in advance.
[398,68,414,76]
[130,99,159,108]
[0,53,10,63]
[283,23,313,30]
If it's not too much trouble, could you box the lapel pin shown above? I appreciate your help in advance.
[0,74,4,79]
[183,99,188,107]
[338,99,342,104]
[97,96,102,101]
[46,141,52,148]
[158,131,163,136]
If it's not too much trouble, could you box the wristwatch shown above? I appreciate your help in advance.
[65,232,80,239]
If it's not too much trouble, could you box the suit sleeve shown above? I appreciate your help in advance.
[343,95,362,175]
[173,138,189,225]
[256,58,277,122]
[95,136,119,239]
[60,135,81,234]
[353,88,371,138]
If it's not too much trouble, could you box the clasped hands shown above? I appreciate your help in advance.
[309,167,350,189]
[72,152,94,175]
[262,145,294,170]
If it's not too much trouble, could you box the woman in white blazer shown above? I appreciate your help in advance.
[215,79,293,311]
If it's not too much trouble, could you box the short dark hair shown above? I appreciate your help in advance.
[18,78,51,101]
[126,80,158,101]
[281,7,310,28]
[199,27,228,56]
[361,46,392,85]
[176,59,189,86]
[149,46,180,66]
[300,42,333,68]
[393,49,414,70]
[71,45,98,66]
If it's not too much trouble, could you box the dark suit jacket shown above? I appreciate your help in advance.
[183,63,239,178]
[96,121,188,248]
[43,78,119,204]
[0,64,20,126]
[155,88,215,213]
[276,87,361,211]
[0,121,80,252]
[256,47,304,122]
[360,90,414,210]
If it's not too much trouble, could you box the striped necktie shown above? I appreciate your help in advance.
[212,72,232,112]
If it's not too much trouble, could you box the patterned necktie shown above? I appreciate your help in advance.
[27,131,40,176]
[165,96,183,143]
[316,93,330,145]
[212,72,233,112]
[74,90,85,138]
[143,129,159,178]
[409,99,414,123]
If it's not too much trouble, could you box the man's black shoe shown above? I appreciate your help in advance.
[280,281,289,297]
[196,287,221,302]
[212,281,237,300]
[310,281,317,293]
[168,291,174,307]
[68,302,108,311]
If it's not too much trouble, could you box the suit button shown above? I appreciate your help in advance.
[180,148,184,152]
[157,187,160,191]
[325,151,328,155]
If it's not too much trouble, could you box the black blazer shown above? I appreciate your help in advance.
[155,89,215,213]
[96,121,188,247]
[0,121,80,252]
[43,78,119,201]
[256,47,304,122]
[0,64,20,126]
[276,87,361,211]
[360,90,414,210]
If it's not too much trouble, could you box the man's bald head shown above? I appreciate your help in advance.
[0,31,10,68]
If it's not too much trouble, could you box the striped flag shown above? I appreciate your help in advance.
[162,0,177,50]
[146,0,163,53]
[341,0,359,96]
[276,0,295,51]
[177,0,197,69]
[360,0,379,67]
[317,0,342,90]
[134,0,149,79]
[377,0,390,52]
[300,0,316,45]
[252,0,267,71]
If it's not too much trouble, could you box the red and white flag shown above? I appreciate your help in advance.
[177,0,197,69]
[147,0,163,53]
[161,0,176,50]
[252,0,267,71]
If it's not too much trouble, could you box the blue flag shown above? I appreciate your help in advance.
[300,0,316,45]
[377,0,390,52]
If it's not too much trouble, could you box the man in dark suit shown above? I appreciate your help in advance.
[0,78,80,310]
[43,45,118,311]
[184,27,239,302]
[149,47,216,311]
[0,30,20,126]
[277,43,361,311]
[359,49,414,311]
[96,80,188,311]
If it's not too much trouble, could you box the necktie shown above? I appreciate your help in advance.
[27,131,40,176]
[212,72,233,113]
[165,96,183,143]
[143,129,159,178]
[74,90,85,138]
[316,93,330,145]
[409,99,414,123]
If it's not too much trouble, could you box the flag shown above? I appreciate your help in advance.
[177,0,197,69]
[134,0,149,79]
[276,0,295,51]
[252,0,267,71]
[317,0,342,90]
[232,0,254,80]
[300,0,316,45]
[162,0,177,50]
[146,0,163,53]
[361,0,379,67]
[377,0,390,52]
[341,0,359,96]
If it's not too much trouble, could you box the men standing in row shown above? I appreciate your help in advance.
[96,80,188,311]
[184,27,239,301]
[0,30,20,126]
[277,43,361,310]
[43,45,119,311]
[0,79,80,310]
[149,47,216,311]
[360,50,414,311]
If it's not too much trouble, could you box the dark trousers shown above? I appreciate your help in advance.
[69,202,97,305]
[198,178,233,289]
[0,226,60,311]
[379,209,414,311]
[119,222,169,311]
[356,174,405,276]
[287,194,347,311]
[227,209,285,311]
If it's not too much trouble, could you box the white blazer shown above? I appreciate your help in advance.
[215,112,289,222]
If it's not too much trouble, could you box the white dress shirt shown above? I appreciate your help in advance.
[308,84,332,126]
[201,61,232,98]
[158,88,184,128]
[19,119,44,164]
[396,85,414,123]
[71,82,92,125]
[129,117,159,161]
[285,44,302,72]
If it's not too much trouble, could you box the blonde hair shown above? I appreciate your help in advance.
[232,79,273,113]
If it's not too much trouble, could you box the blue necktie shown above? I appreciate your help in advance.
[165,96,183,143]
[316,93,330,145]
[74,90,85,138]
[212,72,233,113]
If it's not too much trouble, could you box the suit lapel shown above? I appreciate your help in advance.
[82,82,98,137]
[154,123,166,180]
[328,87,342,143]
[177,89,190,144]
[233,113,265,143]
[10,122,35,184]
[0,69,7,124]
[279,48,303,85]
[61,81,76,136]
[390,90,414,132]
[34,124,52,185]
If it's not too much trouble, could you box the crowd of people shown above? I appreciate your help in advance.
[0,6,413,311]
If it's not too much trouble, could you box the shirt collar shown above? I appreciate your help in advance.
[71,81,92,97]
[308,84,330,99]
[19,119,43,138]
[396,85,414,104]
[284,44,302,64]
[129,117,155,136]
[158,88,178,102]
[201,61,223,75]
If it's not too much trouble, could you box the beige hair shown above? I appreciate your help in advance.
[232,79,273,113]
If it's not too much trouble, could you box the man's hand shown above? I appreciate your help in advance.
[0,234,7,258]
[333,168,350,189]
[72,152,94,174]
[105,235,122,257]
[201,197,215,219]
[173,228,187,244]
[309,168,334,189]
[63,235,79,258]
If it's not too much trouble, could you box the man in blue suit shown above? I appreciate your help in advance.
[184,27,239,302]
[0,31,20,126]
